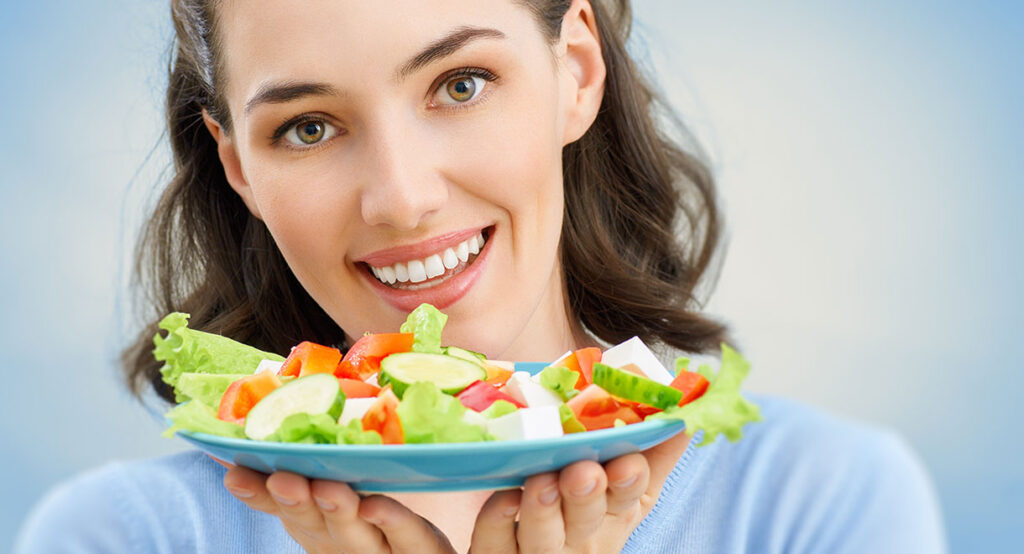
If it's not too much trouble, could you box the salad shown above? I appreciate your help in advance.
[159,304,760,447]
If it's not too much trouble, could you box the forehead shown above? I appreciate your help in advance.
[215,0,544,99]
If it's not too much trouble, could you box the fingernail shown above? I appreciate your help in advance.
[572,479,597,497]
[503,505,519,517]
[613,474,639,489]
[314,497,337,512]
[539,486,560,505]
[227,487,254,499]
[271,493,298,506]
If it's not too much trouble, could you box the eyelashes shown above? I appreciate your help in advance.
[270,66,499,150]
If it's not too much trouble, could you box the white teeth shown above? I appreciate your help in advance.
[442,248,459,269]
[368,231,489,286]
[408,260,427,283]
[424,254,445,278]
[394,262,409,283]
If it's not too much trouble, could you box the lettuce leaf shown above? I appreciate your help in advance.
[162,400,245,439]
[648,344,760,446]
[153,312,284,400]
[337,419,384,445]
[397,382,490,443]
[558,403,586,434]
[175,373,251,408]
[399,304,447,354]
[538,366,580,401]
[481,399,519,419]
[265,412,342,444]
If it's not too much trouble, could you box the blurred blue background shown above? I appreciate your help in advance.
[1,1,1021,551]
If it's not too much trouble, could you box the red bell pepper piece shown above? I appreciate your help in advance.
[217,372,282,424]
[456,380,526,412]
[669,370,710,406]
[362,389,404,444]
[338,333,414,379]
[566,384,641,431]
[483,364,515,386]
[574,347,602,387]
[278,341,343,378]
[337,378,381,399]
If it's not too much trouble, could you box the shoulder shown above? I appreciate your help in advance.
[15,451,299,553]
[633,396,947,553]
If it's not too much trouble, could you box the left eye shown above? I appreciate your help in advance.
[435,74,488,105]
[283,118,338,146]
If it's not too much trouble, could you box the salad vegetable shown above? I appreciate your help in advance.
[158,303,760,447]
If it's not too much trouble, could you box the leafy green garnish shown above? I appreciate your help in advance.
[538,366,580,401]
[648,344,760,446]
[558,403,586,434]
[480,399,519,419]
[399,304,447,354]
[397,382,491,443]
[163,400,245,439]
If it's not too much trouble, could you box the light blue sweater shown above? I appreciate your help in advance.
[15,396,946,553]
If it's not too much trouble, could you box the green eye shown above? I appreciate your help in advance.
[446,77,477,103]
[297,121,325,144]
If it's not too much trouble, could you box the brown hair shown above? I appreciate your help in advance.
[124,0,728,403]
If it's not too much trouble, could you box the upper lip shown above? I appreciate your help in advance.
[354,226,489,267]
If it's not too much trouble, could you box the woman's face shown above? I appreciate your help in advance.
[209,0,601,360]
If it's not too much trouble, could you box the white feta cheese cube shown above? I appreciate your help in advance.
[601,337,673,385]
[487,406,564,441]
[461,409,488,429]
[505,371,563,408]
[254,359,283,375]
[337,397,378,426]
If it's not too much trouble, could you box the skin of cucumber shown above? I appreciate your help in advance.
[243,374,344,440]
[592,363,683,410]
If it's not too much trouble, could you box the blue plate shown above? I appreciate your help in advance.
[177,362,687,492]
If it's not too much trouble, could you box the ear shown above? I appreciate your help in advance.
[202,109,263,220]
[558,0,606,146]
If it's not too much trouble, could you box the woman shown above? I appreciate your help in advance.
[17,0,945,552]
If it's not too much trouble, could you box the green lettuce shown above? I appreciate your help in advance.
[337,419,384,445]
[648,344,761,446]
[399,304,447,354]
[266,413,342,444]
[175,373,251,408]
[153,312,284,400]
[163,400,246,439]
[481,399,519,419]
[538,366,580,401]
[397,382,490,443]
[558,403,586,434]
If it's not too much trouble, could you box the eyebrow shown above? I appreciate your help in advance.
[397,26,506,81]
[244,26,506,116]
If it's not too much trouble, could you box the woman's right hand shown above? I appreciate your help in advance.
[223,465,456,554]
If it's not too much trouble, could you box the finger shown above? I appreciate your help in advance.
[604,453,650,518]
[360,494,455,552]
[223,465,280,515]
[469,489,521,554]
[310,480,388,552]
[559,460,608,548]
[516,472,565,552]
[265,471,326,534]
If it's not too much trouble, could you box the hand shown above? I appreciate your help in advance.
[469,430,692,553]
[218,460,457,554]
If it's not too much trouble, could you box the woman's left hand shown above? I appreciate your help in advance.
[469,430,692,553]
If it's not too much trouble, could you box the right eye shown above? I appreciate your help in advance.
[282,118,339,147]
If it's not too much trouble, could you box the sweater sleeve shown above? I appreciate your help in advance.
[14,463,151,554]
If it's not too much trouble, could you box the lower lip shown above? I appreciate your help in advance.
[362,229,493,313]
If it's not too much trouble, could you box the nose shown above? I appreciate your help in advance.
[358,120,448,231]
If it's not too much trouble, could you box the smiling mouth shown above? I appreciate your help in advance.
[362,227,491,291]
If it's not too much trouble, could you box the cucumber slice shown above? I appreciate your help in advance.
[592,363,683,410]
[244,374,344,440]
[442,346,487,366]
[379,352,486,398]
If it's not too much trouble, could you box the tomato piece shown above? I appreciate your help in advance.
[217,372,283,424]
[669,371,710,406]
[361,389,404,444]
[337,378,381,398]
[483,364,514,386]
[278,341,343,378]
[340,333,414,379]
[566,384,641,431]
[574,347,602,387]
[456,380,526,411]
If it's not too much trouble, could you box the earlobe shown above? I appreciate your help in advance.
[559,0,607,146]
[201,109,263,220]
